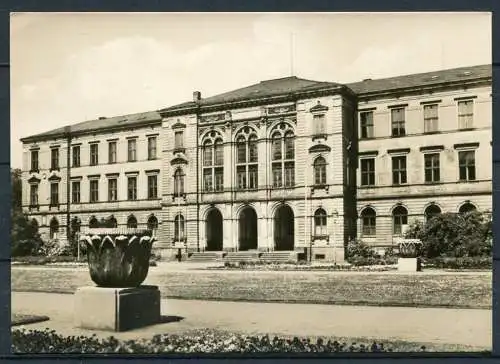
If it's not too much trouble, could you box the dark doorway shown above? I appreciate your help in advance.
[274,204,294,250]
[239,206,258,251]
[206,208,223,251]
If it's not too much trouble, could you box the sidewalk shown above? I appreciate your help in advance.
[11,291,491,348]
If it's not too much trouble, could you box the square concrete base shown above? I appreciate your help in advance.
[398,257,422,272]
[74,285,161,332]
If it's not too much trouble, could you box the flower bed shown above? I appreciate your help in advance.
[422,256,491,270]
[211,261,397,272]
[11,328,436,353]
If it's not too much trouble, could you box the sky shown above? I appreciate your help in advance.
[10,12,491,168]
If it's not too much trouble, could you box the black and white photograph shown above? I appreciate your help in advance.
[10,12,492,354]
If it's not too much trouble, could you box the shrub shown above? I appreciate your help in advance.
[346,239,378,259]
[11,211,43,257]
[423,256,491,270]
[348,256,398,267]
[11,328,428,353]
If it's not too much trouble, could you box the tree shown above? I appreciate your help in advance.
[11,168,22,213]
[11,211,42,256]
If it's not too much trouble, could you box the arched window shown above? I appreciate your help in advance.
[459,202,476,214]
[147,215,158,232]
[202,132,224,192]
[49,218,59,240]
[314,208,328,236]
[392,206,408,235]
[174,168,185,197]
[271,123,295,188]
[313,156,327,185]
[361,207,376,236]
[89,216,99,229]
[31,218,39,229]
[108,216,118,228]
[424,204,441,222]
[235,127,258,190]
[127,215,138,229]
[174,214,185,241]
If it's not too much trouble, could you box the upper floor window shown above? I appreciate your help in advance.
[90,144,99,166]
[29,184,38,206]
[271,124,295,188]
[174,168,185,197]
[391,107,406,137]
[50,182,59,206]
[458,100,474,129]
[202,133,224,192]
[235,128,258,190]
[392,155,407,185]
[360,111,374,139]
[313,114,326,136]
[458,150,476,181]
[89,180,99,203]
[127,176,137,200]
[314,208,328,236]
[148,175,158,199]
[71,181,81,203]
[108,141,117,164]
[174,131,184,150]
[313,156,327,185]
[128,139,137,162]
[148,136,157,160]
[108,178,118,201]
[423,104,439,133]
[30,150,39,172]
[51,148,59,170]
[360,158,375,186]
[72,146,80,167]
[424,153,440,183]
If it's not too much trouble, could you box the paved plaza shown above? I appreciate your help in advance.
[12,291,491,349]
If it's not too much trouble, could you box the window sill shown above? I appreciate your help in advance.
[390,134,406,138]
[312,134,328,141]
[458,179,478,183]
[311,184,329,193]
[49,204,60,209]
[359,184,376,188]
[29,169,40,174]
[311,235,329,242]
[173,148,186,154]
[29,204,40,211]
[391,183,409,187]
[458,127,476,132]
[423,131,439,135]
[127,159,137,163]
[147,157,158,161]
[171,238,187,243]
[359,137,374,141]
[50,168,60,172]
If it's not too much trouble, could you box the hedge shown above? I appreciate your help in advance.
[12,328,427,353]
[423,256,491,270]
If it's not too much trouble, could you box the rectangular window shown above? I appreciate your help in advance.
[51,148,59,170]
[248,165,258,189]
[423,104,439,133]
[127,176,137,200]
[284,162,295,187]
[424,153,440,183]
[459,150,476,181]
[203,148,212,167]
[89,180,99,203]
[214,144,224,165]
[391,108,406,137]
[71,181,80,203]
[72,146,80,167]
[313,114,326,135]
[314,214,327,236]
[360,111,374,139]
[108,141,117,164]
[30,150,39,171]
[148,136,157,160]
[392,156,407,185]
[237,166,246,190]
[50,183,59,206]
[214,167,224,191]
[108,179,118,201]
[272,163,282,187]
[362,216,376,236]
[174,131,184,150]
[90,144,99,166]
[458,100,474,129]
[128,139,137,162]
[203,169,213,191]
[272,139,282,160]
[30,184,38,206]
[148,175,158,199]
[360,158,375,186]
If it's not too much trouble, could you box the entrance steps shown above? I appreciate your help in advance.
[224,251,260,263]
[187,251,224,262]
[260,251,298,263]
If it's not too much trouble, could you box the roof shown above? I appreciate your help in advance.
[21,111,161,142]
[161,76,342,113]
[347,64,491,95]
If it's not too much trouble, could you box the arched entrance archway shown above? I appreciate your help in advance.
[459,202,477,214]
[206,208,223,251]
[274,204,294,250]
[239,206,258,251]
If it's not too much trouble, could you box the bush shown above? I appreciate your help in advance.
[348,256,398,267]
[11,211,43,257]
[11,256,83,265]
[423,256,491,270]
[11,328,428,353]
[346,239,378,259]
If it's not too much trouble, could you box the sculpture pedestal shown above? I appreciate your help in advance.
[398,257,422,272]
[74,285,161,332]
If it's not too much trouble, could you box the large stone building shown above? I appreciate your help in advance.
[20,64,492,261]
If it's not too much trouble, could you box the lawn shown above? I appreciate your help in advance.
[11,267,491,309]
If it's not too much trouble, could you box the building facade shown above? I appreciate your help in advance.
[20,64,492,261]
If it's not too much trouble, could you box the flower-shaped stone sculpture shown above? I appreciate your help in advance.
[79,228,156,287]
[398,239,423,258]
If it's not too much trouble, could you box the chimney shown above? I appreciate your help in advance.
[193,91,201,102]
